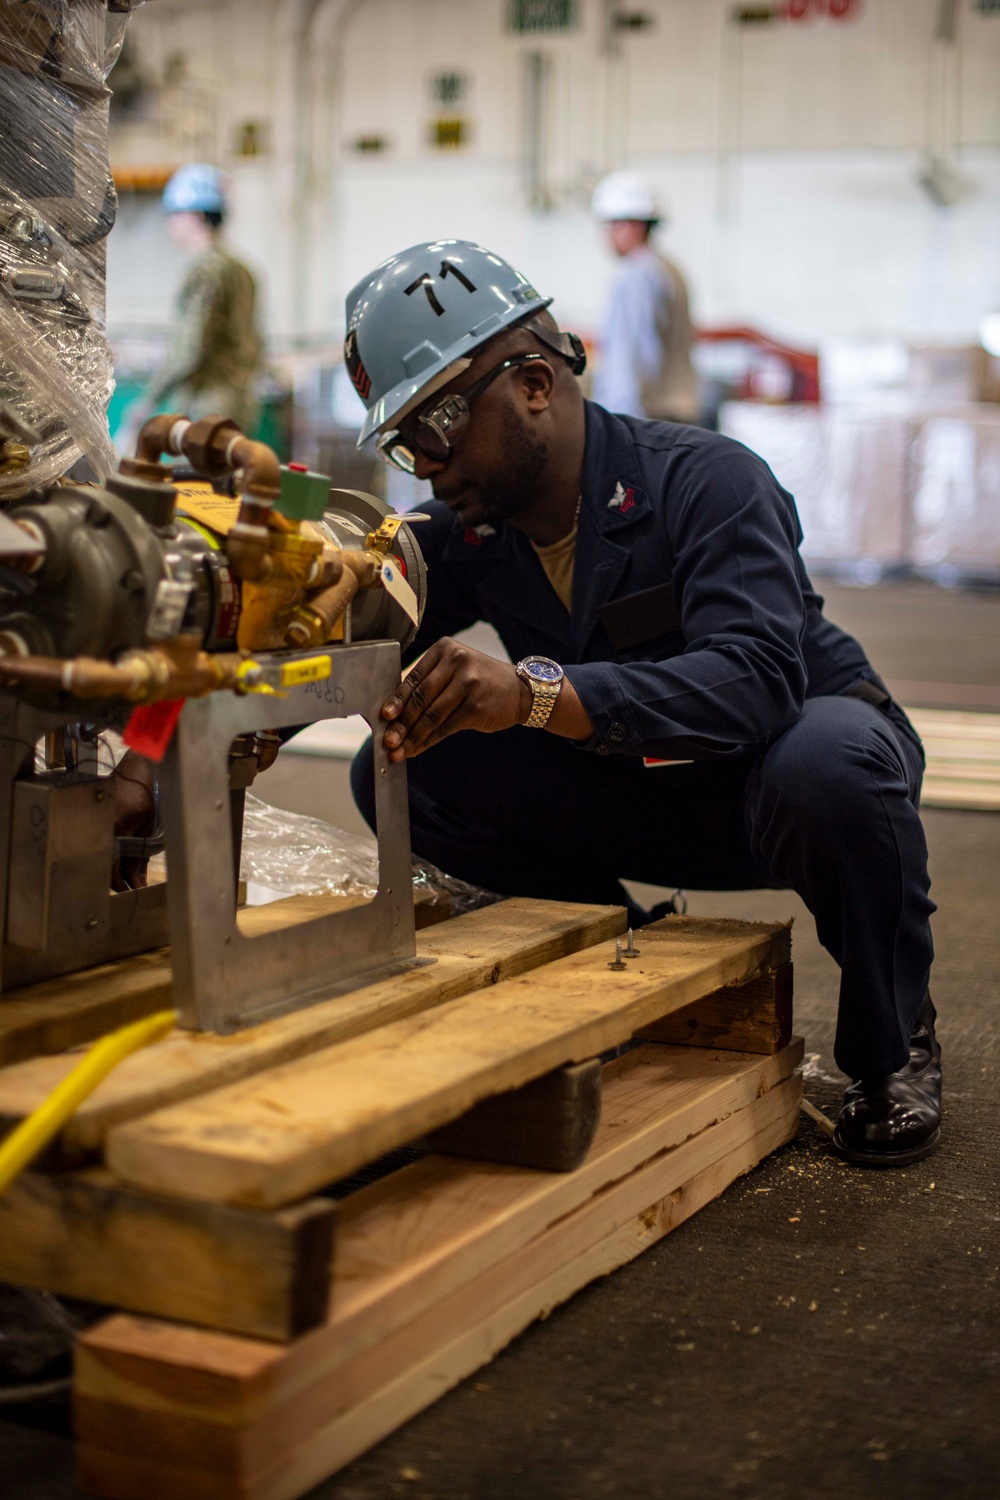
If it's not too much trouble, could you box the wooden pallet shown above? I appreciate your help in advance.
[0,898,798,1498]
[73,1041,801,1500]
[906,707,1000,812]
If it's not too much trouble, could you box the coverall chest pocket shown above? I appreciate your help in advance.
[597,583,684,660]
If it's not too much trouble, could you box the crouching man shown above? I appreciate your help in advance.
[343,240,940,1167]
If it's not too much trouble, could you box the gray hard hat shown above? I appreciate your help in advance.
[345,240,553,447]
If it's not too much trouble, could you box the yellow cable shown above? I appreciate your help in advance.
[0,1009,177,1197]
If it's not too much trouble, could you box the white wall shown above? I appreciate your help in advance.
[107,0,1000,355]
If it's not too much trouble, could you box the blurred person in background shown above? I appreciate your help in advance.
[124,163,262,443]
[591,171,699,425]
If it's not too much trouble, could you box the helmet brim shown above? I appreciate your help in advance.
[356,296,552,448]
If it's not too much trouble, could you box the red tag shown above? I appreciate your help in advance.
[643,757,695,768]
[123,699,185,762]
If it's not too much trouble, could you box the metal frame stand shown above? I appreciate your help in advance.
[159,641,417,1032]
[0,642,418,1031]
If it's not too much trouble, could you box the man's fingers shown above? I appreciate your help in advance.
[386,674,469,753]
[387,699,469,761]
[381,641,447,721]
[384,654,466,744]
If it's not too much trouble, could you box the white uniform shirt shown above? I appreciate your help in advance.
[593,246,674,419]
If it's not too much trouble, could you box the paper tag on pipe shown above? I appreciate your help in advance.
[379,559,419,625]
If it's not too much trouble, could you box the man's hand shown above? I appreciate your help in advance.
[381,638,596,761]
[382,638,531,761]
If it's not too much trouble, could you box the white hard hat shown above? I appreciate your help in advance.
[591,171,662,224]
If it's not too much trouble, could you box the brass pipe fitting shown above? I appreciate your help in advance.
[226,530,274,584]
[284,549,380,648]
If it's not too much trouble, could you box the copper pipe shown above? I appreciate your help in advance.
[123,414,283,510]
[0,653,155,700]
[226,435,282,504]
[119,414,188,483]
[0,648,244,704]
[135,414,187,467]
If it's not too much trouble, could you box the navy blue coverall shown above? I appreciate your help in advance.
[351,401,935,1081]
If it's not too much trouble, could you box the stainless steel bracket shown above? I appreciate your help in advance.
[158,641,418,1032]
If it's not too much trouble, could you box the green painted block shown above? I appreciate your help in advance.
[277,463,331,521]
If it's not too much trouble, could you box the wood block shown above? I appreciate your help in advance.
[106,916,791,1208]
[0,897,625,1161]
[637,962,793,1054]
[427,1057,603,1171]
[74,1041,803,1441]
[0,1167,334,1342]
[74,1064,802,1500]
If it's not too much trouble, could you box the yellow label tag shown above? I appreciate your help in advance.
[281,655,333,687]
[174,484,242,536]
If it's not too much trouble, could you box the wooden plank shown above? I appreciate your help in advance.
[906,707,1000,737]
[75,1040,803,1431]
[0,890,448,1068]
[427,1057,604,1171]
[0,1167,335,1342]
[106,917,790,1208]
[0,950,174,1070]
[637,963,793,1054]
[75,1074,801,1500]
[0,897,625,1160]
[921,779,1000,811]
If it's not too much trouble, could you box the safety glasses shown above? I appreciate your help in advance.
[376,353,546,474]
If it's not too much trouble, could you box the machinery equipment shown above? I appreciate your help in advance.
[0,409,429,1030]
[0,2,435,1032]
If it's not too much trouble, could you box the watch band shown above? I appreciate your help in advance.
[523,677,560,729]
[516,660,563,729]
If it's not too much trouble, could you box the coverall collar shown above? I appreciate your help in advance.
[570,401,651,654]
[437,401,652,658]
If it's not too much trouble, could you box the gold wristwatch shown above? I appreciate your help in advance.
[515,655,564,729]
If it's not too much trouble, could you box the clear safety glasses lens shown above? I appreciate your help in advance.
[376,411,461,473]
[376,432,417,473]
[374,355,541,475]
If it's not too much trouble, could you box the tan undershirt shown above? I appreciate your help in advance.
[531,523,577,613]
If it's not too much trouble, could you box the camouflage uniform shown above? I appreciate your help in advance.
[148,246,262,433]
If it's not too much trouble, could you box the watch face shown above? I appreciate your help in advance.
[522,655,563,684]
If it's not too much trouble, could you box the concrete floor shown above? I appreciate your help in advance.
[2,580,999,1500]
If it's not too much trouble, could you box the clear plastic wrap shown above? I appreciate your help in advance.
[0,0,143,496]
[720,400,910,568]
[910,408,1000,579]
[239,794,498,919]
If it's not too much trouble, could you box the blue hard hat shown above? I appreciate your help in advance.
[345,240,553,447]
[162,163,227,216]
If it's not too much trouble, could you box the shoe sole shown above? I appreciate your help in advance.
[830,1126,941,1168]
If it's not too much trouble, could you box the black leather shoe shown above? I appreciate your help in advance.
[832,994,941,1167]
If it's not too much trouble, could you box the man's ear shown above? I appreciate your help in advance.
[520,358,555,413]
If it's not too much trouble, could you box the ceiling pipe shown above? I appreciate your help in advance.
[290,0,365,346]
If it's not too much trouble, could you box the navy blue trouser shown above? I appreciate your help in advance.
[351,695,935,1080]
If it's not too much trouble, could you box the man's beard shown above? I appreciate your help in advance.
[433,402,548,529]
